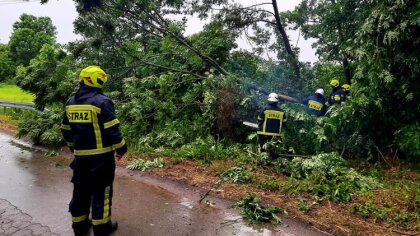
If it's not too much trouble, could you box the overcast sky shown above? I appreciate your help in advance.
[0,0,317,63]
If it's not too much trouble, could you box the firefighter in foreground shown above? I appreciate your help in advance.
[257,93,287,157]
[302,88,327,117]
[61,66,127,236]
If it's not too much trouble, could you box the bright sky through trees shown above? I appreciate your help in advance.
[0,0,317,62]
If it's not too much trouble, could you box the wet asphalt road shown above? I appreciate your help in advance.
[0,132,329,236]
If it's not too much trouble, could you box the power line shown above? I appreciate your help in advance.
[0,0,41,6]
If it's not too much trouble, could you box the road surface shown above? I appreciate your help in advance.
[0,132,328,236]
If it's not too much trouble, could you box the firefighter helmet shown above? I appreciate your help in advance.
[267,93,279,102]
[342,84,351,91]
[330,79,339,87]
[79,66,108,89]
[315,88,325,96]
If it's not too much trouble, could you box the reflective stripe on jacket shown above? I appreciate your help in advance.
[303,93,326,117]
[61,85,127,156]
[257,104,286,136]
[327,88,345,106]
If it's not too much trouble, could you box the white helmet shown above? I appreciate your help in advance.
[315,88,325,96]
[267,93,279,102]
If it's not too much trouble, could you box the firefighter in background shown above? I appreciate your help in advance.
[302,88,327,117]
[257,93,287,154]
[61,66,127,236]
[341,84,351,103]
[326,79,344,106]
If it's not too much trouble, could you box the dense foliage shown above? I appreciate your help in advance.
[275,152,380,202]
[0,44,15,82]
[16,108,64,148]
[14,44,75,110]
[2,0,419,232]
[9,14,56,67]
[5,0,417,161]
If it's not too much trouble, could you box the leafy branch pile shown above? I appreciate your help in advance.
[235,193,282,225]
[16,108,64,148]
[126,157,164,171]
[220,167,252,184]
[275,153,380,202]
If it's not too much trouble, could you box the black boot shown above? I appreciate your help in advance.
[72,220,91,236]
[93,221,118,236]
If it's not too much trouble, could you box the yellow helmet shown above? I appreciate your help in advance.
[330,79,340,87]
[342,84,351,91]
[79,66,108,88]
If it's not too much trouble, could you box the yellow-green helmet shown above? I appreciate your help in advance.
[330,79,340,87]
[342,84,351,91]
[79,66,108,88]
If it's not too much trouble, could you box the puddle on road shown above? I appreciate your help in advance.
[179,197,194,209]
[9,139,40,151]
[0,132,74,235]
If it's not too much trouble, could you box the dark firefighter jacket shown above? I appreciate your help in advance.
[327,88,344,106]
[342,90,351,103]
[61,85,127,157]
[303,93,326,117]
[257,103,286,136]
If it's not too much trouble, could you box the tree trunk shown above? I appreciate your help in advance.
[271,0,301,81]
[331,0,352,84]
[342,57,351,84]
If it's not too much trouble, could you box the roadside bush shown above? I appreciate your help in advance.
[220,167,252,184]
[277,153,380,202]
[350,201,391,220]
[170,136,247,163]
[17,108,64,148]
[395,123,420,160]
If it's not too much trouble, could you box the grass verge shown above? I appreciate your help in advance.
[0,83,34,102]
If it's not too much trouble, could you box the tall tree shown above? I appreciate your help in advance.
[67,0,228,78]
[349,0,420,154]
[0,44,15,82]
[14,44,75,110]
[8,14,56,66]
[288,0,364,84]
[189,0,302,81]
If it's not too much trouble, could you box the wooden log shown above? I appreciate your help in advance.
[278,94,300,103]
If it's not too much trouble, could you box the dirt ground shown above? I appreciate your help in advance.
[125,157,417,236]
[1,116,418,236]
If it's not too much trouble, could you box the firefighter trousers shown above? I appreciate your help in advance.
[69,152,115,233]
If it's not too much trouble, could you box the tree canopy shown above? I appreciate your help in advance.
[10,0,420,159]
[8,14,56,66]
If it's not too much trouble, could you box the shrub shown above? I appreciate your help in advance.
[395,123,420,160]
[16,108,64,148]
[297,203,312,213]
[277,153,381,202]
[220,167,252,184]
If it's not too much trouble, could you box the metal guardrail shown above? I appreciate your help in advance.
[0,100,39,112]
